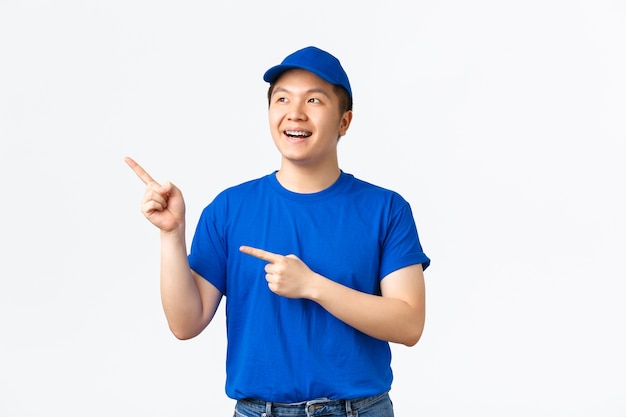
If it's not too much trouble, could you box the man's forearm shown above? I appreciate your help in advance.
[308,265,426,346]
[159,229,205,339]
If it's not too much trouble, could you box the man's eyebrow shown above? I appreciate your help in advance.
[272,86,332,98]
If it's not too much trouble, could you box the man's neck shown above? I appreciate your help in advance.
[275,163,341,194]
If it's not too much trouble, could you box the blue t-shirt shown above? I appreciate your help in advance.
[188,171,430,402]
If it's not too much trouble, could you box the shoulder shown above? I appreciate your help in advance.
[345,173,409,205]
[213,174,270,201]
[199,174,272,218]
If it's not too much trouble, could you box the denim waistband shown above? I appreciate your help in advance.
[237,392,389,416]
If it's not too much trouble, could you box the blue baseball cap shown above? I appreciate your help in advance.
[263,46,352,98]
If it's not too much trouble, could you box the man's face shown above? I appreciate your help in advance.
[268,69,352,169]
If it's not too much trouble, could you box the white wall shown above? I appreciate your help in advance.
[1,1,624,416]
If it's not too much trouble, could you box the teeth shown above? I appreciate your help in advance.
[285,130,311,137]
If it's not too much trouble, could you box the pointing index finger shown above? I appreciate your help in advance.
[124,156,158,185]
[239,246,281,263]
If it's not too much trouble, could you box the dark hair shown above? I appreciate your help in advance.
[267,84,353,114]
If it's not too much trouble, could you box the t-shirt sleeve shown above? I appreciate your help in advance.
[188,202,228,295]
[379,195,430,279]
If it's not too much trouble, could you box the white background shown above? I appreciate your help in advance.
[1,1,625,416]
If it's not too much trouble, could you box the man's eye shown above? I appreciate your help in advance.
[308,98,320,103]
[277,97,287,103]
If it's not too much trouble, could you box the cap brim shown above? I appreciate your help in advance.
[263,64,302,84]
[263,62,352,98]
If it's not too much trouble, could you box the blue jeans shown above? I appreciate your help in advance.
[233,392,394,417]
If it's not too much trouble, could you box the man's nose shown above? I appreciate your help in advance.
[287,101,307,120]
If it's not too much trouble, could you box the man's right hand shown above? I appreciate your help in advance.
[124,156,185,233]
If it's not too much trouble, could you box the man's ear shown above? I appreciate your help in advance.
[338,110,353,137]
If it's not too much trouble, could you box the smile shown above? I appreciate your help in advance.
[285,130,312,138]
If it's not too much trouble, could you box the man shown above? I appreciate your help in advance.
[126,46,430,416]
